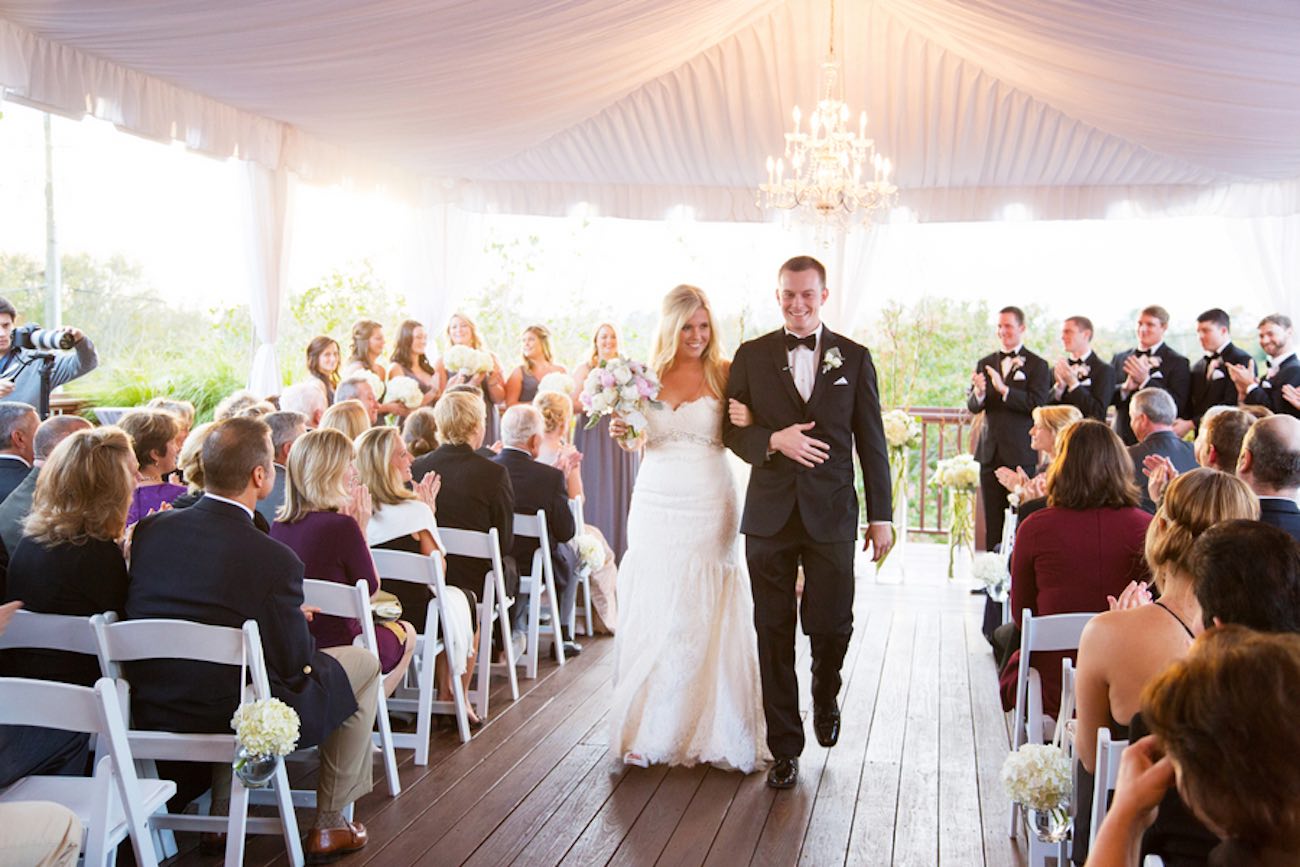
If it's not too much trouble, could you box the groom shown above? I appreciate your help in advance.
[724,255,893,789]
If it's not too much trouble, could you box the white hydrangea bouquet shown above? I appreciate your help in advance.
[537,371,576,396]
[878,409,922,572]
[932,453,980,579]
[231,698,300,788]
[1002,743,1072,842]
[444,345,493,379]
[973,551,1009,601]
[356,369,385,402]
[384,375,423,409]
[575,533,605,575]
[579,357,661,441]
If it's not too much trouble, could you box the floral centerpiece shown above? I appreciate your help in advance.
[384,375,423,409]
[444,345,493,379]
[932,453,980,579]
[578,357,661,441]
[575,533,605,575]
[1002,743,1073,842]
[537,371,576,397]
[973,551,1009,601]
[878,409,922,573]
[231,698,300,788]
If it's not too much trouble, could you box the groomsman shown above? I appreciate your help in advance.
[1186,308,1254,432]
[1111,305,1190,446]
[966,307,1049,550]
[1230,314,1300,419]
[1052,315,1114,422]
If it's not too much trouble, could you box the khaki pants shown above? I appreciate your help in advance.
[0,801,82,867]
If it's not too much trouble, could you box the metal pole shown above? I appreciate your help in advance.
[43,113,62,328]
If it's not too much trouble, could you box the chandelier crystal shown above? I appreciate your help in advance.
[756,1,896,235]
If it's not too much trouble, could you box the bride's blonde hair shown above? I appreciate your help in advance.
[650,284,728,399]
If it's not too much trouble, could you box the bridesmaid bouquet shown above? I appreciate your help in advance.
[444,345,493,378]
[579,357,661,440]
[537,371,576,396]
[385,375,423,409]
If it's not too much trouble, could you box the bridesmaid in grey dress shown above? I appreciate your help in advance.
[434,312,506,446]
[572,322,640,563]
[505,324,567,407]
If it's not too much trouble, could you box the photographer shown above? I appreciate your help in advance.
[0,297,98,414]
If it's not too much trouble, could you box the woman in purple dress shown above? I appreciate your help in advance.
[270,427,417,697]
[119,409,187,527]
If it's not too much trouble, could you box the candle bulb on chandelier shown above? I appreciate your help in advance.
[882,157,892,180]
[859,111,867,139]
[792,105,801,135]
[776,157,784,183]
[766,156,775,186]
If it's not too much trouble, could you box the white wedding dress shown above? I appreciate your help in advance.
[609,396,770,773]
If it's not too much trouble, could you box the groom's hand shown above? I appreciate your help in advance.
[769,422,829,468]
[863,523,893,561]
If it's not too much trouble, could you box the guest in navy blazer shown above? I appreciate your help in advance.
[1111,305,1191,445]
[1237,415,1300,543]
[0,403,37,504]
[1127,389,1198,513]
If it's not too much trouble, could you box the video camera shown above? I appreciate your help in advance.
[12,324,76,352]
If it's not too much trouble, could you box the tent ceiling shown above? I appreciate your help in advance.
[2,0,1299,220]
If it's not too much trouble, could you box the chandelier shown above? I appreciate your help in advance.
[756,0,896,235]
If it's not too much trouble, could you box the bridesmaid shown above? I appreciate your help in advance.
[571,322,639,563]
[306,335,342,404]
[434,312,506,447]
[387,319,440,408]
[505,325,566,407]
[341,318,407,418]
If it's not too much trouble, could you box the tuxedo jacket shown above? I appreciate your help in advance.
[1056,351,1115,422]
[1245,354,1300,419]
[1189,342,1255,427]
[1111,345,1191,445]
[1128,431,1198,514]
[492,448,576,590]
[965,349,1051,469]
[1259,497,1300,544]
[125,496,356,748]
[723,328,891,543]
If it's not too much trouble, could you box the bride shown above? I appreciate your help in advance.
[608,284,769,773]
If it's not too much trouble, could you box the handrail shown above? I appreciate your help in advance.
[886,406,974,537]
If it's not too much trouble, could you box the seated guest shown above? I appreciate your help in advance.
[1091,627,1300,867]
[0,403,37,503]
[145,397,195,443]
[168,422,215,510]
[335,375,380,425]
[1071,469,1257,863]
[279,380,329,428]
[213,389,274,422]
[998,420,1152,717]
[119,409,187,526]
[411,390,520,656]
[256,410,307,526]
[356,426,477,719]
[125,417,378,858]
[0,415,90,554]
[320,399,370,442]
[494,405,580,656]
[1236,415,1300,541]
[1127,388,1197,513]
[1193,405,1254,472]
[995,404,1082,522]
[271,428,416,697]
[403,406,439,459]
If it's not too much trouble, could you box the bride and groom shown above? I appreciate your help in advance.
[609,255,894,788]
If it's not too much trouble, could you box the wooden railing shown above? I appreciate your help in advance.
[888,406,975,538]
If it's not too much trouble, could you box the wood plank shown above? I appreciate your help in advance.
[699,771,775,867]
[893,611,941,866]
[965,613,1021,867]
[606,764,709,867]
[653,767,744,867]
[508,755,631,866]
[558,764,669,866]
[939,611,985,866]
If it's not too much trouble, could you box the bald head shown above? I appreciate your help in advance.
[1238,415,1300,496]
[34,415,93,463]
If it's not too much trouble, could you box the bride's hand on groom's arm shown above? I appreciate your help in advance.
[727,399,754,428]
[768,422,829,468]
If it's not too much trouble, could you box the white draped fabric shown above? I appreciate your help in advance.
[243,163,294,396]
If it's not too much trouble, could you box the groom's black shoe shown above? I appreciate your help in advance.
[767,757,798,789]
[813,699,841,748]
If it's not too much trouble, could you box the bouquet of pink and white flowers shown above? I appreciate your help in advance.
[579,357,661,441]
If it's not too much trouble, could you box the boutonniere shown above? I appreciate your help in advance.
[1009,355,1026,371]
[822,347,843,374]
[1148,354,1163,369]
[1075,363,1091,379]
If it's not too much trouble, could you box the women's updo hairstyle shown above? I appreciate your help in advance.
[533,391,573,437]
[25,427,136,545]
[177,422,216,493]
[1146,467,1258,589]
[403,407,438,458]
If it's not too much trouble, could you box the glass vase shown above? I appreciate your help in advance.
[233,747,277,789]
[1028,803,1072,843]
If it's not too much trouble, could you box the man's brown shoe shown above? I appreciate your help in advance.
[305,820,368,864]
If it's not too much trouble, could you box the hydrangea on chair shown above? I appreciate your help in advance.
[231,698,301,789]
[932,454,979,580]
[1002,742,1072,843]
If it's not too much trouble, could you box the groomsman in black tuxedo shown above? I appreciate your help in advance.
[966,306,1050,550]
[1230,314,1300,419]
[1110,305,1191,446]
[1186,308,1254,433]
[1052,315,1114,422]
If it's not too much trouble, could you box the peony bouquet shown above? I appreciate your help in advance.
[537,371,576,397]
[384,375,424,409]
[1002,743,1072,841]
[579,357,661,440]
[575,533,605,575]
[444,345,493,378]
[932,454,980,578]
[973,551,1009,601]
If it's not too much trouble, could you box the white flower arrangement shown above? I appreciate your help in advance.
[931,454,980,491]
[231,698,300,759]
[973,551,1009,599]
[384,375,423,409]
[579,356,661,440]
[355,369,385,402]
[576,533,605,574]
[537,371,576,396]
[821,347,844,374]
[1001,743,1071,811]
[882,409,921,449]
[444,345,493,378]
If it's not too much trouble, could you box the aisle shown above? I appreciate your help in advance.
[168,543,1025,867]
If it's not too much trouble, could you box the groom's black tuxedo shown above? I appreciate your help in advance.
[725,326,892,759]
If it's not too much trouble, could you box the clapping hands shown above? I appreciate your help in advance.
[342,478,373,534]
[1052,357,1077,390]
[414,472,441,516]
[983,365,1008,398]
[1107,580,1153,611]
[1283,383,1300,412]
[1122,355,1152,392]
[1142,453,1180,505]
[1226,361,1257,398]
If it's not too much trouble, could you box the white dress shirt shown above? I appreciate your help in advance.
[202,492,256,521]
[784,325,823,402]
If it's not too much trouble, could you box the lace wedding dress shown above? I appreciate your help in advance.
[609,396,770,772]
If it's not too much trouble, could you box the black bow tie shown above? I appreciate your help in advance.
[1068,357,1088,366]
[1135,349,1153,358]
[1205,352,1221,362]
[999,350,1020,359]
[784,333,816,351]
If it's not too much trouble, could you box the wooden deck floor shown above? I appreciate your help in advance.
[167,543,1027,867]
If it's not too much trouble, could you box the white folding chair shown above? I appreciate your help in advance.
[439,526,519,716]
[999,507,1018,626]
[369,551,474,756]
[95,618,305,867]
[568,495,594,637]
[512,510,565,679]
[301,579,402,792]
[0,609,117,672]
[1090,729,1130,854]
[0,676,176,867]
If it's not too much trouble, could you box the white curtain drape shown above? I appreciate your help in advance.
[1227,215,1300,319]
[401,200,480,338]
[243,162,294,397]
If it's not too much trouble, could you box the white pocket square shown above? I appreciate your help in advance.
[1211,370,1225,380]
[1012,371,1026,381]
[833,376,849,386]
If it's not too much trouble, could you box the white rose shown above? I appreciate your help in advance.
[613,365,633,385]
